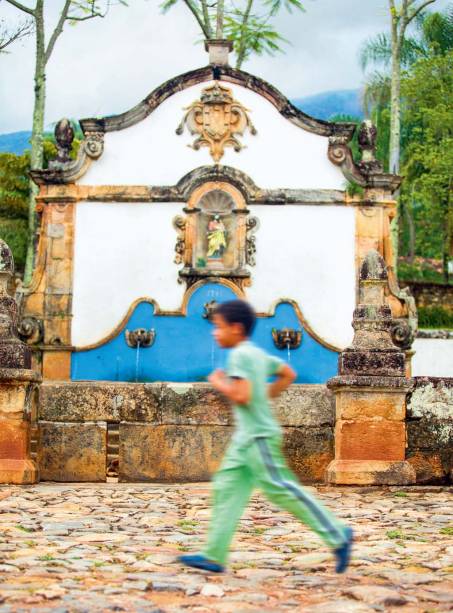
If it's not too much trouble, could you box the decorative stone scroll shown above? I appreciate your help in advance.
[31,127,104,185]
[176,83,257,163]
[173,181,258,291]
[328,120,401,191]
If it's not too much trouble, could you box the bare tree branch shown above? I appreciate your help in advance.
[67,0,110,21]
[4,0,35,16]
[0,18,33,51]
[183,0,210,37]
[45,0,71,63]
[408,0,437,23]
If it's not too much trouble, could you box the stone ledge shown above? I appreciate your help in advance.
[39,382,335,427]
[327,375,412,390]
[417,329,453,339]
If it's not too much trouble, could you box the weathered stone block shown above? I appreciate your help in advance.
[160,383,231,425]
[273,385,335,427]
[283,426,334,483]
[0,421,30,459]
[0,383,27,419]
[407,420,453,451]
[38,421,106,481]
[407,451,449,484]
[339,350,405,377]
[335,420,406,461]
[42,351,71,380]
[335,390,405,421]
[355,207,383,239]
[327,459,416,485]
[119,424,232,482]
[40,382,161,422]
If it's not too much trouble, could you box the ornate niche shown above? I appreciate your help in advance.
[173,182,258,290]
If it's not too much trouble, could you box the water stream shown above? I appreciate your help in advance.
[135,340,141,382]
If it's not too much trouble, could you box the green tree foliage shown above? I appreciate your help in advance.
[0,152,29,272]
[160,0,306,69]
[360,4,453,279]
[0,130,80,273]
[400,50,453,280]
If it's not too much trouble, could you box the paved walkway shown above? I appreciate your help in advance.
[0,483,451,612]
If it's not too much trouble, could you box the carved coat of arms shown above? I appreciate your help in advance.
[176,83,257,163]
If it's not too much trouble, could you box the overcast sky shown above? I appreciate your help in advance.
[0,0,449,133]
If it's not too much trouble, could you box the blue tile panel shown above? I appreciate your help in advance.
[71,283,339,383]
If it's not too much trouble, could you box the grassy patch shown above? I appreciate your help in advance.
[393,491,409,498]
[439,526,453,536]
[15,524,33,533]
[386,529,427,542]
[418,306,453,329]
[38,554,55,561]
[177,519,198,528]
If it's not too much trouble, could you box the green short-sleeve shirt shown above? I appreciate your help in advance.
[226,340,284,446]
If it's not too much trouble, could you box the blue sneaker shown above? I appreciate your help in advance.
[178,554,225,573]
[334,527,353,573]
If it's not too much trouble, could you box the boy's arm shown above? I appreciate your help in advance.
[209,369,252,405]
[268,363,296,398]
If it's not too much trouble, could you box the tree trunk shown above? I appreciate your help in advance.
[403,189,416,263]
[235,0,254,69]
[24,0,45,285]
[216,0,224,38]
[389,47,401,175]
[388,7,402,271]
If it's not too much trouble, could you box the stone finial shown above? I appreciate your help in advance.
[359,249,388,307]
[357,120,383,174]
[340,249,405,373]
[0,239,31,369]
[50,118,74,167]
[204,39,233,65]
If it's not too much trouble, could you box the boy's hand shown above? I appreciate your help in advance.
[268,364,296,398]
[209,369,251,405]
[208,369,226,389]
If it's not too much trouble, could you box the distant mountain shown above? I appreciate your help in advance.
[0,88,363,155]
[0,131,32,155]
[293,89,363,121]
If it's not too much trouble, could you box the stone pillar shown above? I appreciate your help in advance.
[19,191,76,380]
[0,240,40,484]
[326,250,416,485]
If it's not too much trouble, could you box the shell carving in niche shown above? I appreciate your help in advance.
[176,83,257,162]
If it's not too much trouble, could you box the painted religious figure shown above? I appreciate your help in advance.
[207,215,227,262]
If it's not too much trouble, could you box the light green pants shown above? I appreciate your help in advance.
[203,435,347,565]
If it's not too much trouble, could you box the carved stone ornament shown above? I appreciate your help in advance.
[173,215,186,264]
[18,316,44,346]
[387,271,418,351]
[246,216,259,266]
[125,328,156,348]
[202,300,218,321]
[176,83,257,163]
[272,328,302,350]
[357,119,383,174]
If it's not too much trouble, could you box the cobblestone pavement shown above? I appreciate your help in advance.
[0,483,451,612]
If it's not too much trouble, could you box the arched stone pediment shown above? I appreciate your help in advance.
[79,65,355,139]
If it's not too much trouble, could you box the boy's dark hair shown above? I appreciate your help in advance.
[214,300,256,336]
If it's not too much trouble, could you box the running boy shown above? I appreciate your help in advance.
[179,300,353,573]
